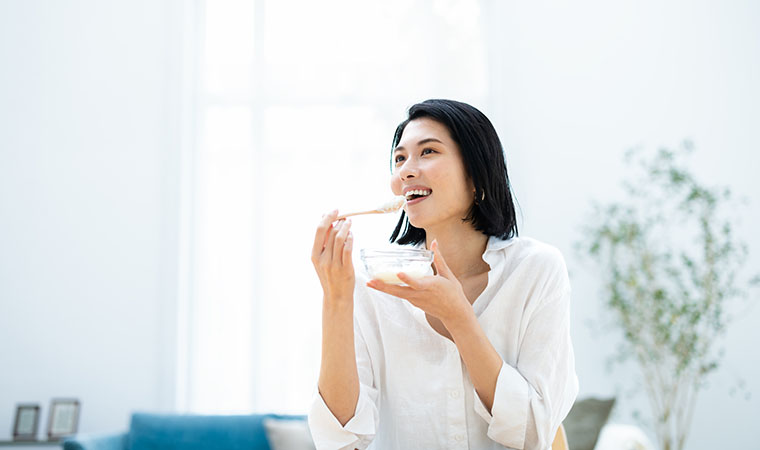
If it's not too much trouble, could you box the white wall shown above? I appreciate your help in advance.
[485,1,760,448]
[0,0,184,437]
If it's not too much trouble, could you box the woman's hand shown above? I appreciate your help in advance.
[366,240,470,325]
[311,210,354,305]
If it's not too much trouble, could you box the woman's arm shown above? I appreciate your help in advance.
[310,212,381,450]
[318,299,360,425]
[311,211,359,425]
[475,286,577,450]
[444,308,503,413]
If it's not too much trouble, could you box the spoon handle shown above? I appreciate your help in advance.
[336,209,383,220]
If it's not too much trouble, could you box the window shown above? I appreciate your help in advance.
[183,0,488,413]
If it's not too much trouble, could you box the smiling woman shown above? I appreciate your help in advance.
[389,100,519,246]
[308,99,579,450]
[391,119,475,235]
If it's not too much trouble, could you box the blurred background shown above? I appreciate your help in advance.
[1,0,758,448]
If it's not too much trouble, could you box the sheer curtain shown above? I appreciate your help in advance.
[181,0,490,413]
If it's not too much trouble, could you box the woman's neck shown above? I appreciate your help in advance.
[425,222,490,279]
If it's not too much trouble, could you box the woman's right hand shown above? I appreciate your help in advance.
[311,210,354,304]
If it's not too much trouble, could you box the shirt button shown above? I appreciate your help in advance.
[450,390,460,398]
[455,434,464,442]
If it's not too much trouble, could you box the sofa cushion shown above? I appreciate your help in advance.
[563,397,616,450]
[263,418,315,450]
[128,413,298,450]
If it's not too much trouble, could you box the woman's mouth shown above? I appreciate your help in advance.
[405,188,432,205]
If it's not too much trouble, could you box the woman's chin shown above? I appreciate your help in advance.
[405,214,429,230]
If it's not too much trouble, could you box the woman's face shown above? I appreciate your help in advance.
[390,117,474,230]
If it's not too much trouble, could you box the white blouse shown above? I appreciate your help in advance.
[308,236,579,450]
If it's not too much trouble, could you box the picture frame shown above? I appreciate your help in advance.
[12,404,40,441]
[47,398,80,440]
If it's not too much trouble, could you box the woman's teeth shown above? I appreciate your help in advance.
[405,189,432,200]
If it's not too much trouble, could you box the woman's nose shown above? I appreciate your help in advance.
[398,159,418,179]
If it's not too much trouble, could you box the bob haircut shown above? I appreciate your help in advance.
[389,99,519,245]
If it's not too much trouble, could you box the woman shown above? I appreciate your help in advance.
[308,99,578,450]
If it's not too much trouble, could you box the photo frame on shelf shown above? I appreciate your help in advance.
[12,404,40,441]
[46,398,80,441]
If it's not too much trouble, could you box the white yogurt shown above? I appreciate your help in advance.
[379,195,405,212]
[369,263,432,285]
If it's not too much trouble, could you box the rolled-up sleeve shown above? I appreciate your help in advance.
[308,317,380,450]
[473,285,579,450]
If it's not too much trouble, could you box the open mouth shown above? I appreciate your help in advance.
[405,189,432,202]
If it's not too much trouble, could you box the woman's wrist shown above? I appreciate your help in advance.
[323,293,354,311]
[442,302,478,335]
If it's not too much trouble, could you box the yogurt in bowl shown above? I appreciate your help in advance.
[360,248,434,285]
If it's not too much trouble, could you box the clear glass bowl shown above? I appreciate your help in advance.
[360,248,434,285]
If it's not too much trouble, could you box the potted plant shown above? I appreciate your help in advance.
[575,142,759,450]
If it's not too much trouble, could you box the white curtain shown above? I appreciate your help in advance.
[181,0,490,413]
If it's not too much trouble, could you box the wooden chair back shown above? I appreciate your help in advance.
[551,423,569,450]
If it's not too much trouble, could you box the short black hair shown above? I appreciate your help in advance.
[389,99,519,245]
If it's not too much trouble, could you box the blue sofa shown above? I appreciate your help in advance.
[63,412,306,450]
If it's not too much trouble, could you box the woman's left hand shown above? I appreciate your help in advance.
[366,240,470,325]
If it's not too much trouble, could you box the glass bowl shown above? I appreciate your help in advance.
[360,248,434,285]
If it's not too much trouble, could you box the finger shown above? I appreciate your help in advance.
[342,230,354,267]
[396,272,428,290]
[366,279,416,299]
[321,210,340,249]
[332,219,352,263]
[431,240,454,279]
[322,219,343,262]
[311,210,338,261]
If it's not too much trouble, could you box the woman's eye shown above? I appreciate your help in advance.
[394,155,405,163]
[422,148,435,155]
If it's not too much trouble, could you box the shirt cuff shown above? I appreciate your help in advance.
[308,384,377,450]
[473,361,530,449]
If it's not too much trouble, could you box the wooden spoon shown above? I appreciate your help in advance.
[337,196,405,220]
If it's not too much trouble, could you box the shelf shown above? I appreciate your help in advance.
[0,442,61,447]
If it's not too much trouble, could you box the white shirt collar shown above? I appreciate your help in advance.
[409,234,517,252]
[485,235,517,253]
